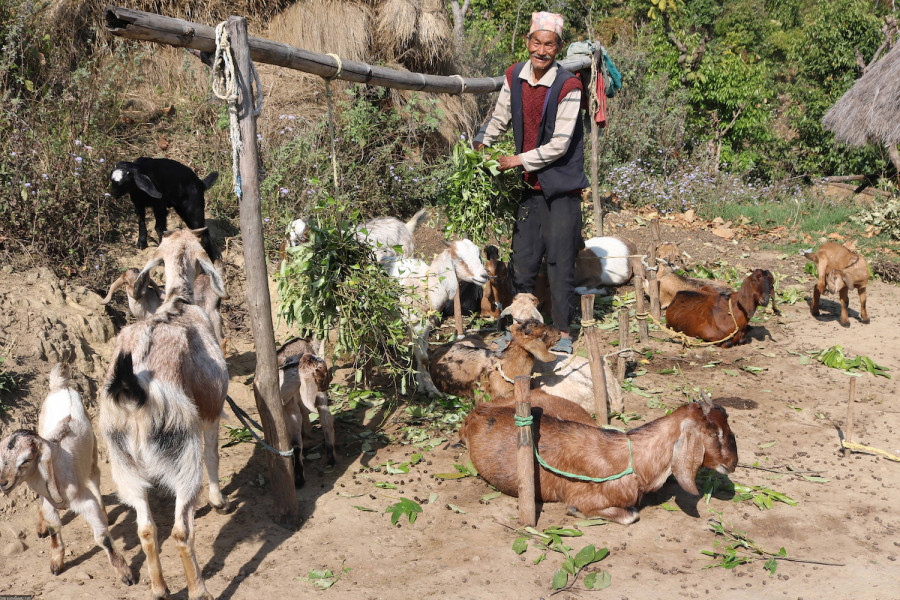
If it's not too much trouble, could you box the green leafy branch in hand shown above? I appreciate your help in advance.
[815,345,890,378]
[511,526,611,591]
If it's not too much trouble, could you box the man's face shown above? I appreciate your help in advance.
[527,30,560,72]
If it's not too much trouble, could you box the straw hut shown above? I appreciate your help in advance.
[822,42,900,171]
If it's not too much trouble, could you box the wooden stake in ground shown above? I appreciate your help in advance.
[515,376,536,527]
[581,294,609,424]
[229,16,299,526]
[454,290,464,337]
[617,308,629,382]
[648,219,661,321]
[630,256,649,343]
[843,377,856,456]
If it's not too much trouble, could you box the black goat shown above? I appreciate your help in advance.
[110,157,220,259]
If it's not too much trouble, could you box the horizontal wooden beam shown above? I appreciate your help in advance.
[104,5,593,94]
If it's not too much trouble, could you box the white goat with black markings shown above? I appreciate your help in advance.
[0,364,133,586]
[99,228,228,600]
[383,239,489,396]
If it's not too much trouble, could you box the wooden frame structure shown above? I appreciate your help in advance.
[103,5,605,522]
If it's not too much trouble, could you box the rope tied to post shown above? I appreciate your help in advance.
[323,53,343,196]
[225,395,294,457]
[212,21,263,199]
[515,413,635,482]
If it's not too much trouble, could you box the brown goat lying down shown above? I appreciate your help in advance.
[429,319,559,400]
[665,269,775,347]
[460,398,738,524]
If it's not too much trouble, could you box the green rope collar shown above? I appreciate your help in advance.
[514,414,635,483]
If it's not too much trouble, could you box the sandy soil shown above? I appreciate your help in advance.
[0,210,898,600]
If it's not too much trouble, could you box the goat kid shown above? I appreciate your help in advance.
[110,157,219,260]
[101,267,164,319]
[574,236,636,295]
[429,319,559,400]
[803,242,869,326]
[460,397,737,524]
[481,245,514,318]
[647,262,731,310]
[384,239,489,395]
[0,364,132,585]
[276,339,335,486]
[100,228,228,600]
[665,269,775,347]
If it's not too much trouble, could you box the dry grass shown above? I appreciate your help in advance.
[268,0,373,62]
[416,0,452,67]
[375,0,419,59]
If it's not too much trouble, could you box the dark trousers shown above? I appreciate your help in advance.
[509,190,582,332]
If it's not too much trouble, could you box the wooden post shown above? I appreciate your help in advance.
[630,256,649,344]
[617,308,629,382]
[590,48,603,237]
[515,376,536,527]
[843,377,856,456]
[580,294,608,424]
[229,16,299,525]
[648,219,661,321]
[454,291,464,338]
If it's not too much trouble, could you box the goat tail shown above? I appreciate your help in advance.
[202,171,219,190]
[406,208,429,236]
[105,352,149,408]
[48,363,71,393]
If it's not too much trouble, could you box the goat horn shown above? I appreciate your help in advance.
[134,256,163,300]
[100,272,129,304]
[699,391,713,414]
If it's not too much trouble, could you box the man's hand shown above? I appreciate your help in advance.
[497,155,523,171]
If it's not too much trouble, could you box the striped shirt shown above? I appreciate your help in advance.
[477,61,583,173]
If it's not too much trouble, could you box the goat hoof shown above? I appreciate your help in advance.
[212,500,232,515]
[50,562,64,576]
[861,318,870,324]
[121,572,135,586]
[37,527,49,539]
[840,321,850,328]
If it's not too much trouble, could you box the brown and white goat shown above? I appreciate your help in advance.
[383,239,489,395]
[656,242,685,271]
[574,236,637,295]
[480,245,514,318]
[102,261,228,354]
[276,338,335,485]
[429,319,560,400]
[665,269,775,347]
[460,398,738,524]
[99,228,228,600]
[0,364,133,585]
[803,242,869,326]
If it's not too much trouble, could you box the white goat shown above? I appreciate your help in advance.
[574,236,636,295]
[286,208,429,262]
[383,239,489,395]
[99,228,228,600]
[0,364,133,585]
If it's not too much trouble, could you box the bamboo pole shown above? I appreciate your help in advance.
[648,219,661,321]
[580,294,608,424]
[103,6,591,95]
[229,16,298,525]
[843,377,856,456]
[590,48,603,237]
[630,256,649,344]
[617,308,629,382]
[515,376,536,527]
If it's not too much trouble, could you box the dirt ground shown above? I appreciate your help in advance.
[0,209,898,600]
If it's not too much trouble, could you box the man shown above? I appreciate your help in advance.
[475,11,588,354]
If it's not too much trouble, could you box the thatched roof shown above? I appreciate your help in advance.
[822,43,900,147]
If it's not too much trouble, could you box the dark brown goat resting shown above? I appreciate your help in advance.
[460,399,738,524]
[665,269,775,347]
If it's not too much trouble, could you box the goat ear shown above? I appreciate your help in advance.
[133,173,163,199]
[841,270,854,290]
[134,256,164,299]
[698,392,713,415]
[198,257,227,298]
[190,227,208,236]
[671,420,704,495]
[36,439,65,506]
[530,306,544,322]
[499,305,512,318]
[521,338,558,362]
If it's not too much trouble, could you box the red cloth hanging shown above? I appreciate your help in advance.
[595,70,607,128]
